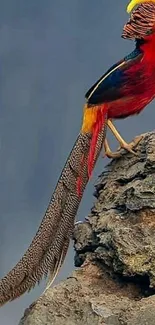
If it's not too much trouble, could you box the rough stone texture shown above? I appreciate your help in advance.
[19,132,155,325]
[75,131,155,289]
[19,264,155,325]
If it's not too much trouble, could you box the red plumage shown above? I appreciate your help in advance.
[79,4,155,195]
[108,36,155,120]
[79,33,155,194]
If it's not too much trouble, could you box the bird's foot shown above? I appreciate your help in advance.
[117,134,143,155]
[104,135,142,159]
[103,139,123,158]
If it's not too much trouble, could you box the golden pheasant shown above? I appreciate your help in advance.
[1,0,155,305]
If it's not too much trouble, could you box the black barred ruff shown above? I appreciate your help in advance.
[122,3,155,40]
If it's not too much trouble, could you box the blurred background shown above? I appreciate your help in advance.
[0,1,155,324]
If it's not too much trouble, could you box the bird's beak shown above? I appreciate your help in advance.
[127,0,154,13]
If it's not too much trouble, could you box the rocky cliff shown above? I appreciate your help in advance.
[19,131,155,325]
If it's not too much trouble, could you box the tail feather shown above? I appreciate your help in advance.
[3,235,71,303]
[77,104,107,194]
[44,237,70,293]
[0,112,107,305]
[87,106,106,177]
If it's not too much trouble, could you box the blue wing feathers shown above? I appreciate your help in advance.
[85,60,123,100]
[85,47,142,105]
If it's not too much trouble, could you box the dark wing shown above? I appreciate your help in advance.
[85,49,143,106]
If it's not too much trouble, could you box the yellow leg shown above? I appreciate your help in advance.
[103,120,143,158]
[107,120,142,155]
[103,138,124,158]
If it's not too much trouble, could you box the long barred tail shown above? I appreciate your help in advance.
[77,104,107,195]
[0,116,107,305]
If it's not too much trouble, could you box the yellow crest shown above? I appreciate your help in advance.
[127,0,155,13]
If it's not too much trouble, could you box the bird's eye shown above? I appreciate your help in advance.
[146,29,153,36]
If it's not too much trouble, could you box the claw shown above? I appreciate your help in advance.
[106,120,142,157]
[119,134,142,155]
[103,139,123,159]
[103,121,143,159]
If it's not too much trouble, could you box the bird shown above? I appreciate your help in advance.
[89,0,155,159]
[1,0,155,306]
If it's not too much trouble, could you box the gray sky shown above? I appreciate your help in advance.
[1,1,155,324]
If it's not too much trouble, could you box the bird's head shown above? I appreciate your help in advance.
[122,1,155,41]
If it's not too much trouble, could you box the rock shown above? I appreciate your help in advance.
[19,264,155,325]
[75,131,155,290]
[19,132,155,325]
